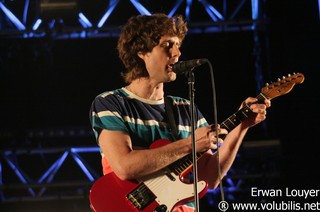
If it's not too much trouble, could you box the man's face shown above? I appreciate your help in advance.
[140,35,181,83]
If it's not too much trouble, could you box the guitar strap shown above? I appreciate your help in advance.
[164,96,178,141]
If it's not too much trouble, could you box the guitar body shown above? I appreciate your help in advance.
[90,172,151,211]
[89,139,208,212]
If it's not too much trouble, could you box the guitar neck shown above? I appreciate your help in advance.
[169,92,267,175]
[219,92,267,138]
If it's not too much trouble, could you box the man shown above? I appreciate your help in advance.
[89,13,270,212]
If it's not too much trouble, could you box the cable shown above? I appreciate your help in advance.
[206,59,226,203]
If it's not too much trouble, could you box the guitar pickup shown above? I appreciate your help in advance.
[126,183,156,210]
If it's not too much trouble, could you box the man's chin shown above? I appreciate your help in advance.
[167,72,177,82]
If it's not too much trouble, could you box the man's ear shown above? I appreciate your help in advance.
[138,51,151,60]
[137,51,144,59]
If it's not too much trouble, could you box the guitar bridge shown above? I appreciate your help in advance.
[126,183,156,210]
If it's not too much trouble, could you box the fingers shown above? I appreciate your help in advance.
[243,97,270,117]
[243,97,271,108]
[210,124,228,133]
[210,136,224,146]
[244,97,258,105]
[210,124,220,132]
[194,125,227,151]
[250,103,267,116]
[208,132,224,144]
[264,99,271,108]
[207,125,227,149]
[208,137,224,150]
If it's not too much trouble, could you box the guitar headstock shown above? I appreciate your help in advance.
[261,73,305,100]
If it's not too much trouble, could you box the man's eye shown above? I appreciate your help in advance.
[161,41,179,50]
[167,42,174,48]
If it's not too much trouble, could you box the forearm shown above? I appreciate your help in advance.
[199,123,249,189]
[125,139,191,179]
[219,123,248,170]
[105,137,193,180]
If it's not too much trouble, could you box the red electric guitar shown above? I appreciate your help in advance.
[89,73,305,212]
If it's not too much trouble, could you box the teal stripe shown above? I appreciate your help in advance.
[99,116,128,132]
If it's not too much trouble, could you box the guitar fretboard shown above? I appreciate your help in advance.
[169,92,267,176]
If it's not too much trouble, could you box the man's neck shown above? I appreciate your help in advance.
[126,79,164,101]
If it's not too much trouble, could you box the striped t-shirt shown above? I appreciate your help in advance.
[90,87,208,150]
[89,87,209,211]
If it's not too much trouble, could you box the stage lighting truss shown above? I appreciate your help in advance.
[0,127,102,201]
[0,147,101,201]
[0,0,267,39]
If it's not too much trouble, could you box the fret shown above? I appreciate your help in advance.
[169,152,206,175]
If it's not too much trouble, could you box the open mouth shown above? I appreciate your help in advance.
[167,63,174,71]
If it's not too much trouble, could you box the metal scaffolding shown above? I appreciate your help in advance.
[0,0,267,38]
[0,127,101,202]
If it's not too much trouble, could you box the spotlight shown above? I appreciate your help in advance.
[39,0,78,28]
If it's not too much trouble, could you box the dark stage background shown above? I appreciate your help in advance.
[0,1,319,211]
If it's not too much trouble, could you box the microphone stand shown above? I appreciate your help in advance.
[186,70,200,212]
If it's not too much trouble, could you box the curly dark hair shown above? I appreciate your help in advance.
[117,13,188,84]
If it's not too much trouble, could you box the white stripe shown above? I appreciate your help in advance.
[173,98,190,105]
[123,87,164,105]
[96,110,122,118]
[197,118,207,126]
[94,110,206,131]
[96,111,167,128]
[100,91,114,98]
[123,116,167,127]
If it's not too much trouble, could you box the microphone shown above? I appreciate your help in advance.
[172,58,207,75]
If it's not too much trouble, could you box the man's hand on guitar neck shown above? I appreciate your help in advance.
[241,97,271,128]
